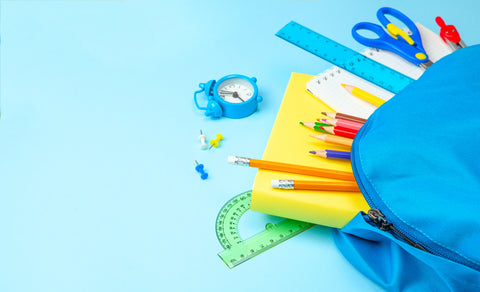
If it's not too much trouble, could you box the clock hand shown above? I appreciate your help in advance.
[219,90,235,93]
[232,91,245,102]
[219,90,246,102]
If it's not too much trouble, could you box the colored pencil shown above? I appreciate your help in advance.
[310,134,353,147]
[228,156,355,181]
[314,121,331,127]
[341,84,385,107]
[309,150,351,160]
[271,179,360,192]
[321,112,367,124]
[317,118,363,132]
[315,126,357,139]
[300,122,329,133]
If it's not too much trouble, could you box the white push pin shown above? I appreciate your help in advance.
[199,130,208,150]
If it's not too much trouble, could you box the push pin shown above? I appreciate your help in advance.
[209,133,223,150]
[198,130,208,150]
[195,160,208,180]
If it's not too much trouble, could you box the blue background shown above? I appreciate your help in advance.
[0,0,478,291]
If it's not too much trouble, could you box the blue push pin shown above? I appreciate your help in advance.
[195,160,208,180]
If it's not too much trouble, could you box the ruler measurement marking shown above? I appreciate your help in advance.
[276,21,415,94]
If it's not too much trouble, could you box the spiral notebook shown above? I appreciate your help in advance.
[306,23,453,119]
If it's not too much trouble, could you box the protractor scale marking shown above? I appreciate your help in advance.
[216,191,314,268]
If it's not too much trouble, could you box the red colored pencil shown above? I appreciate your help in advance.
[321,112,367,124]
[316,126,357,139]
[317,118,363,132]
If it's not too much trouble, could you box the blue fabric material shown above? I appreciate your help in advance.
[333,45,480,291]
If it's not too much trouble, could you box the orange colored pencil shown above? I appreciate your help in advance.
[310,134,353,147]
[271,179,360,192]
[228,156,355,181]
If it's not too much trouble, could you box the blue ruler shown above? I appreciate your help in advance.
[276,21,415,94]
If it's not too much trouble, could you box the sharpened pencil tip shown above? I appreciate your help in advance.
[340,83,346,88]
[299,122,304,125]
[309,151,316,154]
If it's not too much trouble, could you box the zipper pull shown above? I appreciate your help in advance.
[367,209,430,252]
[367,209,392,231]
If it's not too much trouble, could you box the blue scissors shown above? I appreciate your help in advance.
[352,7,433,69]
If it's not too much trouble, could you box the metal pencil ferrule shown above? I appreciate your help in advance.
[276,180,295,189]
[228,156,250,166]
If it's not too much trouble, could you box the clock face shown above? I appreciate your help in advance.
[217,77,255,104]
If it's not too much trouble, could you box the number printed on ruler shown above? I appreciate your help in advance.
[276,21,415,94]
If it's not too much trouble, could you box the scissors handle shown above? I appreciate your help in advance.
[352,22,390,48]
[352,7,429,67]
[376,7,422,48]
[352,22,422,65]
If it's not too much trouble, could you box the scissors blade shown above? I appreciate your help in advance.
[419,60,433,70]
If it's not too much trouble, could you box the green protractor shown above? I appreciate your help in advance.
[216,190,315,269]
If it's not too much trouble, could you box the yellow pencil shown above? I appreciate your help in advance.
[341,84,385,107]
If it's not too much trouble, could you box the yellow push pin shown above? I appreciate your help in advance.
[209,134,223,150]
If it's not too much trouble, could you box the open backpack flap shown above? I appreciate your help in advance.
[332,44,480,291]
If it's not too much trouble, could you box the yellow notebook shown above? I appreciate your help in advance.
[251,72,370,229]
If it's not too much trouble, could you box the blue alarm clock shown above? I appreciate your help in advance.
[194,74,263,119]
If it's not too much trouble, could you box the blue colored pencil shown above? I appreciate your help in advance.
[309,150,351,160]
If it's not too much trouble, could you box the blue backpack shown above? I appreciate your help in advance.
[332,45,480,291]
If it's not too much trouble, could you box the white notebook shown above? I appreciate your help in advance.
[306,23,453,119]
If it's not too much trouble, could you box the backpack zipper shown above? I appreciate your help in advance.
[351,118,430,253]
[366,209,429,252]
[352,120,480,272]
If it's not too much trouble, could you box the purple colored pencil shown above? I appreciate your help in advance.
[309,150,351,160]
